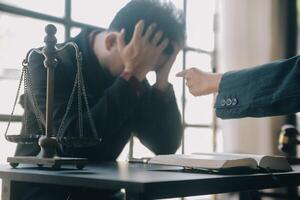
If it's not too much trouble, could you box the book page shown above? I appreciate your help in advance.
[149,154,227,169]
[148,154,257,169]
[193,152,292,171]
[193,152,264,162]
[259,156,292,171]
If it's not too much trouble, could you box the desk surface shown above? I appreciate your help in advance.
[1,162,300,199]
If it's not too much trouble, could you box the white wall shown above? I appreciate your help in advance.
[217,0,286,155]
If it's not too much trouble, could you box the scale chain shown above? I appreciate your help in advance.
[78,54,98,139]
[4,68,24,138]
[25,65,45,134]
[77,52,84,138]
[56,42,99,144]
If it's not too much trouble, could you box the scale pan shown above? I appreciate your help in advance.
[5,134,40,144]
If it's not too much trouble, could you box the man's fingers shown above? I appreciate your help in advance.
[152,31,163,46]
[189,86,199,97]
[132,20,144,41]
[144,23,157,41]
[185,81,191,87]
[186,81,192,88]
[176,69,189,77]
[117,28,126,51]
[158,38,169,51]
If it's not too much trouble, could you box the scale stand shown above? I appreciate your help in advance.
[7,24,88,170]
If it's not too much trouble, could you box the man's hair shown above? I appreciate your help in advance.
[109,0,185,55]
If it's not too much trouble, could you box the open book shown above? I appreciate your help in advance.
[146,152,292,173]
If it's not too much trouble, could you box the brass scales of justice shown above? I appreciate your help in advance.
[4,24,102,170]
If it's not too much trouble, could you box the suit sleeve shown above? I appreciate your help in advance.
[215,55,300,119]
[133,84,183,155]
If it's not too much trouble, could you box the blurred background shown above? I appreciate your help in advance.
[0,0,299,199]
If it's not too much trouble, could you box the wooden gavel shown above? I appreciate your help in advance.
[278,124,300,157]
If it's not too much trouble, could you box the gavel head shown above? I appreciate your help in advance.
[278,124,299,155]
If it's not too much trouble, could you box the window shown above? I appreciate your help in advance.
[0,0,219,198]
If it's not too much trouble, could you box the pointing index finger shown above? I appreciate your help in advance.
[176,69,189,77]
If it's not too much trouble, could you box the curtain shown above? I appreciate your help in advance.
[217,0,294,155]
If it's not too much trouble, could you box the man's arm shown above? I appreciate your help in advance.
[177,55,300,119]
[115,20,183,154]
[132,38,183,155]
[133,84,183,155]
[215,56,300,118]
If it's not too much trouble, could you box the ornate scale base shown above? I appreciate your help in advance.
[7,156,88,170]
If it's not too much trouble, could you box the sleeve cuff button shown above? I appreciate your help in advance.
[232,98,238,106]
[221,99,226,106]
[226,98,232,106]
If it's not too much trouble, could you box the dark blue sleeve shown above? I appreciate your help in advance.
[215,55,300,119]
[133,85,183,155]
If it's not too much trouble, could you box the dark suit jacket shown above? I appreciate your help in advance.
[215,55,300,119]
[15,28,183,161]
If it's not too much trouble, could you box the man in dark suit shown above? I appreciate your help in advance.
[177,55,300,118]
[16,0,184,199]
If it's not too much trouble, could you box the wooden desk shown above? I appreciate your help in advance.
[0,162,300,200]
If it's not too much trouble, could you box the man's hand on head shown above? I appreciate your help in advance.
[117,20,169,82]
[154,40,184,91]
